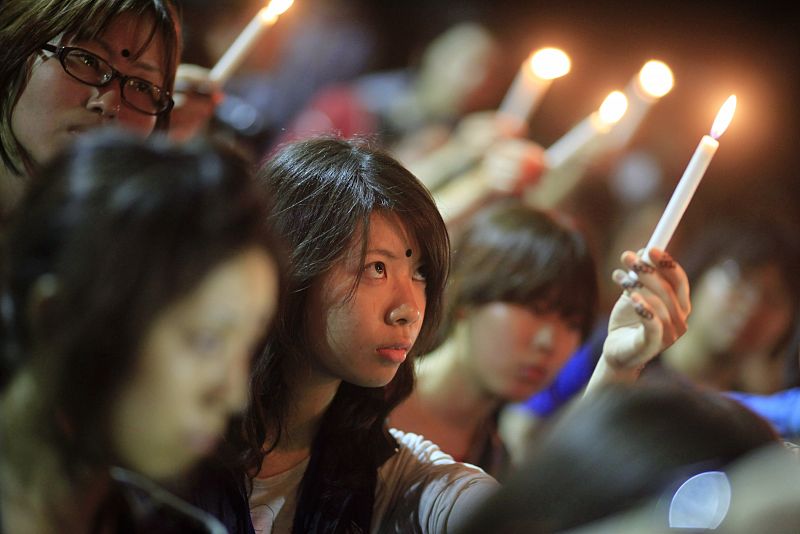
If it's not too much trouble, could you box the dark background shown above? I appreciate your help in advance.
[183,0,800,232]
[361,0,800,230]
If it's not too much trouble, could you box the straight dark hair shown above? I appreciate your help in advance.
[238,136,450,533]
[0,128,282,479]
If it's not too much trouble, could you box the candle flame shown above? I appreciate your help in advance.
[710,95,736,139]
[529,47,571,80]
[598,91,628,125]
[260,0,294,22]
[638,60,674,98]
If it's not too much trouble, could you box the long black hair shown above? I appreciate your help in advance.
[239,136,450,533]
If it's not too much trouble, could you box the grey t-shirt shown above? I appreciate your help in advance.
[249,429,499,533]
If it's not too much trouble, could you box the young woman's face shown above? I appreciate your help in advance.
[109,247,278,480]
[11,12,167,166]
[306,212,427,388]
[462,303,582,402]
[692,261,794,356]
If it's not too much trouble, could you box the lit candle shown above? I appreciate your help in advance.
[604,60,674,151]
[641,95,737,265]
[209,0,294,84]
[545,90,628,169]
[497,47,571,128]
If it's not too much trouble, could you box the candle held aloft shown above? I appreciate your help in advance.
[604,60,674,152]
[498,47,570,127]
[641,95,737,265]
[209,0,294,84]
[545,90,628,169]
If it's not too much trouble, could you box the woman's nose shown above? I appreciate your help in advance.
[388,301,421,326]
[531,323,555,354]
[86,86,121,120]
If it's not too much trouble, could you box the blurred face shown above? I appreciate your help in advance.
[306,212,427,388]
[692,261,794,356]
[110,248,278,480]
[11,12,167,166]
[462,303,582,402]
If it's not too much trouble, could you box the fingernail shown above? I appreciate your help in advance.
[634,302,654,320]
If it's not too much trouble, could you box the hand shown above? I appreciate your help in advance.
[453,110,525,154]
[168,64,223,142]
[480,137,545,195]
[603,248,691,370]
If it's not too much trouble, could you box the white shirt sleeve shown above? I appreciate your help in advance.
[372,429,500,534]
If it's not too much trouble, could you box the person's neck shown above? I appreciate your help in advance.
[257,360,341,478]
[415,326,502,427]
[0,369,111,533]
[0,163,26,222]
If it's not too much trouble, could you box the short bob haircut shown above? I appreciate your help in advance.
[240,136,450,532]
[438,198,598,346]
[0,0,182,175]
[0,128,282,477]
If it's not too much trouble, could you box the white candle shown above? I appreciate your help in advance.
[640,95,737,265]
[498,47,570,128]
[209,0,294,84]
[545,90,628,169]
[604,60,674,151]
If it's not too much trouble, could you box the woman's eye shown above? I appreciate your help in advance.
[365,261,386,278]
[128,79,152,94]
[78,53,101,70]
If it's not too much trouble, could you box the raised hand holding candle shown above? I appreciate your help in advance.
[640,95,737,265]
[545,90,628,169]
[498,47,571,128]
[209,0,294,84]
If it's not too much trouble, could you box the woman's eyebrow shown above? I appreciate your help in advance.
[366,248,400,260]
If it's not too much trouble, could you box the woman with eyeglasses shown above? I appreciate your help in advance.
[0,0,182,222]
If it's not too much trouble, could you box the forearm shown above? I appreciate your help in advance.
[584,357,643,396]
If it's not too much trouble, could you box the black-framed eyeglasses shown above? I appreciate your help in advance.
[41,44,173,116]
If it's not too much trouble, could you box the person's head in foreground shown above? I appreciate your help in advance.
[458,380,780,534]
[0,129,282,531]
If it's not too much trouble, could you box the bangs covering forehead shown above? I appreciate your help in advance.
[446,201,598,341]
[67,1,170,61]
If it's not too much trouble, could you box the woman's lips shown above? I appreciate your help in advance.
[376,346,409,364]
[185,430,221,456]
[519,365,547,383]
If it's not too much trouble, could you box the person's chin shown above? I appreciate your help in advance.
[349,369,398,389]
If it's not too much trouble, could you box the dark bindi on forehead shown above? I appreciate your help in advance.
[121,48,131,57]
[406,249,413,258]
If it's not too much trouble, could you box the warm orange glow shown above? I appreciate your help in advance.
[598,91,628,125]
[638,60,674,98]
[529,47,571,80]
[710,95,737,139]
[259,0,294,23]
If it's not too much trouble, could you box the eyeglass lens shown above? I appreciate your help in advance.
[62,48,167,114]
